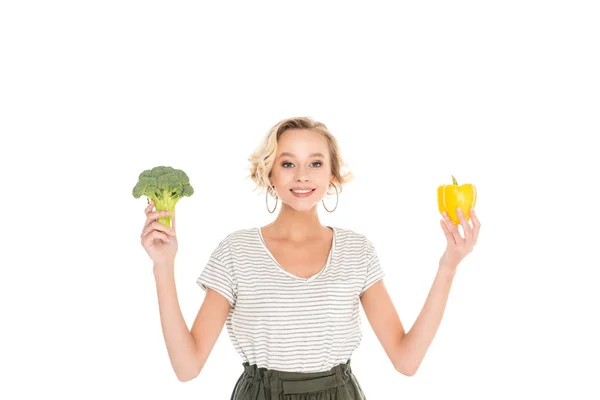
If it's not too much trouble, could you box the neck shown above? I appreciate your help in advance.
[267,203,328,242]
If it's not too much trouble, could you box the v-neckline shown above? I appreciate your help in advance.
[256,226,336,283]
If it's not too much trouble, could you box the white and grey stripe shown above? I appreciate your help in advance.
[197,226,385,373]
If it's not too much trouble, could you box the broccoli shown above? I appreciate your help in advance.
[132,166,194,228]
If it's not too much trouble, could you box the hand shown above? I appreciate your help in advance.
[140,200,178,269]
[439,207,481,272]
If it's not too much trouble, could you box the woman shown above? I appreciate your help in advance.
[141,116,481,399]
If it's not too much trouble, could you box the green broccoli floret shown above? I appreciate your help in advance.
[132,166,194,228]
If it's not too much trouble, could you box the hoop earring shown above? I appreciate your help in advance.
[322,183,339,212]
[266,186,278,213]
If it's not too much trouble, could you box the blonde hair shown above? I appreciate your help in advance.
[247,116,354,198]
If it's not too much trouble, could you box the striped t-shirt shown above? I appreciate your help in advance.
[196,226,385,373]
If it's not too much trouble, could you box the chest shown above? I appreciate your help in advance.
[265,239,332,279]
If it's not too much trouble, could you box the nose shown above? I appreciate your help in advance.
[294,165,310,182]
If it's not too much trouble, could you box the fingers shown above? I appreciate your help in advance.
[470,208,480,245]
[144,201,169,220]
[141,220,175,239]
[141,230,170,245]
[145,209,171,229]
[141,200,174,238]
[140,200,176,250]
[456,208,472,243]
[172,207,176,234]
[441,212,457,244]
[145,200,154,216]
[440,218,455,244]
[442,211,460,243]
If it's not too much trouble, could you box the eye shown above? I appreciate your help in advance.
[281,161,323,168]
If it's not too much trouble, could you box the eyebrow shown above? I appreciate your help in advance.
[279,152,325,158]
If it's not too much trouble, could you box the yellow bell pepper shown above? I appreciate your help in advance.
[437,175,477,225]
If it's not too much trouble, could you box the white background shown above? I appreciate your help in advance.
[2,1,599,399]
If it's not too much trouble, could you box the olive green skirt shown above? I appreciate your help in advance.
[230,359,366,399]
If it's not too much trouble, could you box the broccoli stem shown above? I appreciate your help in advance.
[157,215,173,229]
[152,191,180,229]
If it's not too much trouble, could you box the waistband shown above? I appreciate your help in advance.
[242,359,353,396]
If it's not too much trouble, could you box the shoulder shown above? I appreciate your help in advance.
[332,226,375,257]
[209,227,260,254]
[331,228,380,280]
[334,226,372,244]
[205,228,257,274]
[219,227,258,245]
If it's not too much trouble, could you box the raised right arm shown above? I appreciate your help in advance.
[153,264,230,382]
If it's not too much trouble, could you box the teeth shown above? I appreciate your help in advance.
[292,189,312,193]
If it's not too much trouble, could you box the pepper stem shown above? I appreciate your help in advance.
[451,175,458,185]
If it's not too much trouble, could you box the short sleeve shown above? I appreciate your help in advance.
[196,236,237,308]
[360,239,385,296]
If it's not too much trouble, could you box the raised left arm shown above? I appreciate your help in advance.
[360,268,455,377]
[360,207,480,376]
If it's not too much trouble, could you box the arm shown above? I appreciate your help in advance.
[362,209,480,376]
[397,265,456,375]
[153,264,230,382]
[360,265,456,376]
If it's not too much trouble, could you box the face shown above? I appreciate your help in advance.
[269,129,334,212]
